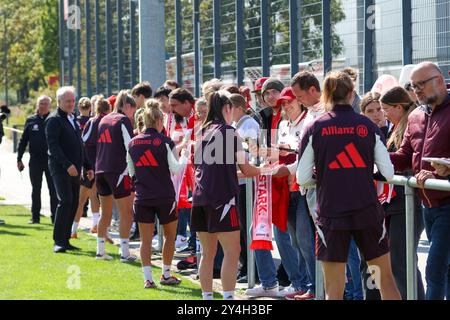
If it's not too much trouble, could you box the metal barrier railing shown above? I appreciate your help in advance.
[245,175,450,300]
[3,126,24,153]
[4,124,449,299]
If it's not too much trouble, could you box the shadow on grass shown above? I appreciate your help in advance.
[157,285,204,297]
[0,223,47,231]
[0,229,27,236]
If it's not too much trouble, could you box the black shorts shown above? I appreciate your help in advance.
[133,201,178,225]
[315,222,389,263]
[80,170,95,189]
[191,204,240,233]
[96,173,131,199]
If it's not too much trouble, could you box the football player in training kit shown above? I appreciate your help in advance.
[95,91,137,262]
[128,99,190,289]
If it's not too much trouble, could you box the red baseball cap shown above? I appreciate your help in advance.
[253,77,269,93]
[276,87,296,107]
[107,95,117,109]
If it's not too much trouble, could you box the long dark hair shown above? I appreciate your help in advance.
[202,90,231,129]
[380,86,416,150]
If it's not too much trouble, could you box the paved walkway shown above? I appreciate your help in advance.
[0,136,431,299]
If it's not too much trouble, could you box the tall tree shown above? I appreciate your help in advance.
[0,0,59,103]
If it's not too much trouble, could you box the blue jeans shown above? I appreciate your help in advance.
[287,192,316,293]
[422,204,450,300]
[254,225,304,289]
[345,239,364,300]
[274,225,305,290]
[177,208,191,237]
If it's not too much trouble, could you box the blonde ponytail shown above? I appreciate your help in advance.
[322,71,354,111]
[141,99,164,131]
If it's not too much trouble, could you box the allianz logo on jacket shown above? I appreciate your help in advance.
[321,125,368,138]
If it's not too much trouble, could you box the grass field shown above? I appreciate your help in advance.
[0,205,204,300]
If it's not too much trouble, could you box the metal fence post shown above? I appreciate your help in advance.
[130,0,137,87]
[175,0,183,86]
[76,0,81,97]
[12,125,17,153]
[402,0,413,65]
[315,260,324,300]
[261,0,270,77]
[59,0,65,86]
[322,0,332,76]
[85,0,92,97]
[105,0,113,97]
[193,0,201,97]
[236,0,245,86]
[246,178,255,289]
[68,3,73,86]
[289,0,299,77]
[157,218,163,253]
[405,180,418,300]
[363,0,375,92]
[117,0,124,90]
[213,0,221,79]
[95,0,101,94]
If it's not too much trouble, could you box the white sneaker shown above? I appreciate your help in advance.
[175,235,188,248]
[245,284,280,297]
[277,285,295,297]
[120,255,139,263]
[96,254,113,261]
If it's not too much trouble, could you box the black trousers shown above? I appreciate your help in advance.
[387,207,426,300]
[52,174,80,247]
[29,158,58,222]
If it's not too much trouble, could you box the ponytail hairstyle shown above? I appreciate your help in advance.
[115,90,136,113]
[95,97,112,115]
[380,86,416,150]
[78,97,92,112]
[137,99,164,133]
[322,71,354,111]
[202,90,232,129]
[229,93,252,116]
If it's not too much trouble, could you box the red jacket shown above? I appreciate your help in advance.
[390,93,450,208]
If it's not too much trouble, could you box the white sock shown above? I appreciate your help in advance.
[143,266,153,282]
[163,265,171,278]
[71,222,79,234]
[92,213,100,226]
[97,237,105,256]
[120,238,130,257]
[202,292,214,300]
[223,291,235,300]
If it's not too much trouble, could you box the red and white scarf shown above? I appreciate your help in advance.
[250,174,274,250]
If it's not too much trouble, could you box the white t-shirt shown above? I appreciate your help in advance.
[277,110,308,151]
[233,115,260,185]
[288,104,325,176]
[301,102,325,139]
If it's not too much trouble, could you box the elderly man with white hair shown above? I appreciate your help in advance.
[45,86,94,253]
[17,95,58,224]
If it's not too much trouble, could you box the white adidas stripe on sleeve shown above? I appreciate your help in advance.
[374,133,394,181]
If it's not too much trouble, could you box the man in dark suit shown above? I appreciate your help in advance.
[45,87,94,253]
[17,96,58,224]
